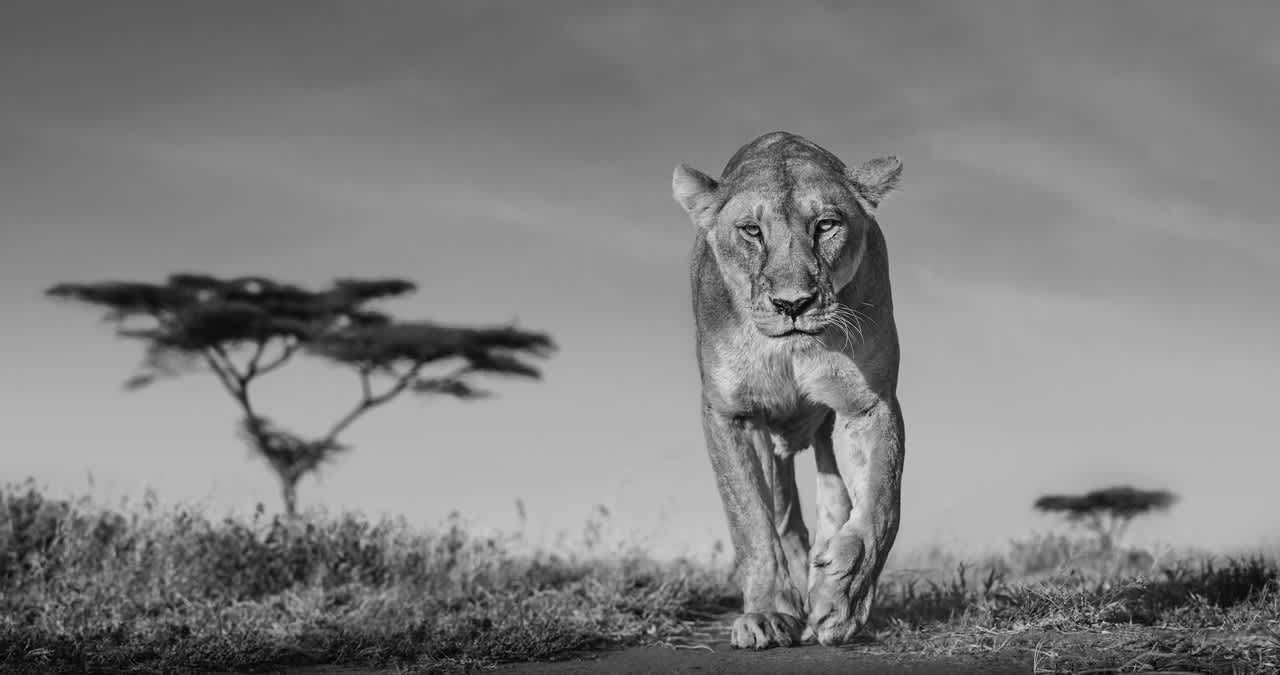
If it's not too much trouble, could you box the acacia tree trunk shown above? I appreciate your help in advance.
[244,422,306,520]
[279,475,299,519]
[1109,515,1133,551]
[1096,530,1114,553]
[1088,513,1136,554]
[1086,511,1120,553]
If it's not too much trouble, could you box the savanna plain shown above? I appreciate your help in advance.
[1,481,1276,674]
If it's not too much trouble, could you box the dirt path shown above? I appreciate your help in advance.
[276,647,1029,674]
[497,643,1029,674]
[273,618,1031,674]
[275,619,1033,674]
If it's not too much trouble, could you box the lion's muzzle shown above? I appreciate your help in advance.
[769,289,817,319]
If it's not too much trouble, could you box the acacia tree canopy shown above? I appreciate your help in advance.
[47,273,555,516]
[1033,486,1178,520]
[48,274,414,351]
[1033,485,1178,552]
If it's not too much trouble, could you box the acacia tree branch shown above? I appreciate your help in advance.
[360,367,373,401]
[202,344,264,429]
[218,339,299,416]
[319,360,429,447]
[210,344,246,383]
[193,338,301,453]
[201,350,252,413]
[242,339,268,379]
[256,340,299,376]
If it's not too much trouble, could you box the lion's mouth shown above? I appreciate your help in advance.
[752,306,832,339]
[777,327,823,337]
[761,320,829,339]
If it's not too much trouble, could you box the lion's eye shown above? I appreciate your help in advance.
[815,218,841,233]
[738,223,762,238]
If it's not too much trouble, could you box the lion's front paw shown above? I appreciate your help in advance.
[729,611,805,649]
[807,536,874,646]
[807,572,864,645]
[808,609,864,646]
[808,569,878,645]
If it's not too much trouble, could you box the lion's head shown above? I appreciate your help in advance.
[672,132,901,341]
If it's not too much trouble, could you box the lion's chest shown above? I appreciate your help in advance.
[709,349,804,418]
[705,340,869,418]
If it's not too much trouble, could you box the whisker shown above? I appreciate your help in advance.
[813,311,845,351]
[833,306,874,339]
[838,318,855,352]
[843,306,877,328]
[832,308,864,342]
[827,314,857,351]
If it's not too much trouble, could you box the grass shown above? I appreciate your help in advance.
[870,557,1279,673]
[2,481,1277,674]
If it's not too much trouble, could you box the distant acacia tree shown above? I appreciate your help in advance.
[1033,485,1177,552]
[47,274,554,517]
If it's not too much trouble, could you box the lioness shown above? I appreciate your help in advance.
[672,132,905,649]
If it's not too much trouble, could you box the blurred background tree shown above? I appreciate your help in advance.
[1033,485,1178,553]
[47,274,555,517]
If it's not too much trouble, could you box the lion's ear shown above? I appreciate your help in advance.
[672,164,720,227]
[846,156,903,208]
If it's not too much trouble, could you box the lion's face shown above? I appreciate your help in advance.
[673,137,901,343]
[709,178,864,340]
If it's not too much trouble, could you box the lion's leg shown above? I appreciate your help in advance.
[702,406,806,649]
[806,399,904,646]
[770,451,811,615]
[807,412,851,614]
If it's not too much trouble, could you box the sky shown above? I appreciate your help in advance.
[2,1,1278,560]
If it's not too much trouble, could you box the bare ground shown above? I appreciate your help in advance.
[492,614,1030,674]
[496,643,1029,674]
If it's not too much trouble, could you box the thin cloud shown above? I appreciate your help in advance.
[920,128,1267,251]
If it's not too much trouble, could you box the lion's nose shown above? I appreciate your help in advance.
[770,291,816,319]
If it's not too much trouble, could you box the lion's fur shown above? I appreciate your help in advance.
[673,132,906,648]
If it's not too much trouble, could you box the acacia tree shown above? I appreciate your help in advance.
[47,273,554,517]
[1033,485,1177,553]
